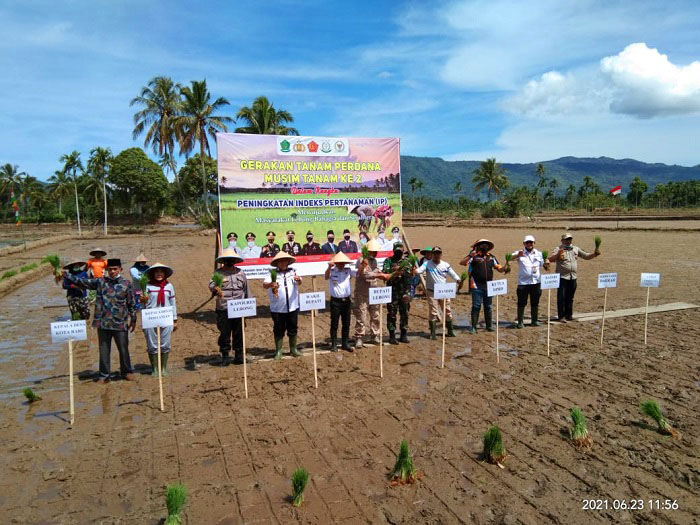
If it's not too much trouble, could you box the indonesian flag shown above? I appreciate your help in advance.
[610,185,622,196]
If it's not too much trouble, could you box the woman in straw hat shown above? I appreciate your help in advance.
[263,251,303,359]
[130,252,149,309]
[353,239,390,349]
[62,258,90,320]
[209,249,249,365]
[142,263,177,376]
[325,251,357,351]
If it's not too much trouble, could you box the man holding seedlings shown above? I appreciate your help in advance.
[241,232,261,259]
[141,263,177,376]
[511,235,549,328]
[325,251,358,351]
[353,239,390,349]
[460,239,509,333]
[416,246,461,339]
[260,231,281,258]
[62,258,90,321]
[63,258,137,382]
[209,249,249,365]
[263,251,303,359]
[382,241,414,344]
[282,230,302,256]
[130,252,149,309]
[547,232,599,322]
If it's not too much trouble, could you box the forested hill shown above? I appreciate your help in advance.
[400,155,700,198]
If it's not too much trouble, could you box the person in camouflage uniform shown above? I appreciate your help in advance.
[382,240,413,344]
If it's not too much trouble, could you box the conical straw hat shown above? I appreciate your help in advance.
[270,251,296,267]
[216,248,243,263]
[331,251,352,264]
[145,262,173,278]
[365,239,383,252]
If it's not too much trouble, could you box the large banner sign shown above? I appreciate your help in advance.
[216,134,402,278]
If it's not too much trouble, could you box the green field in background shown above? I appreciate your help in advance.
[219,192,403,240]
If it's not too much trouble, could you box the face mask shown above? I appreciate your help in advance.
[328,237,334,243]
[360,238,367,245]
[378,233,385,240]
[248,241,256,247]
[393,249,402,257]
[393,233,399,240]
[287,236,294,241]
[267,239,275,244]
[306,236,313,241]
[344,235,350,241]
[228,240,237,248]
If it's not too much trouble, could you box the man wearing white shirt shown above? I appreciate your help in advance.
[511,235,549,328]
[241,232,262,259]
[263,252,302,359]
[324,251,358,351]
[381,226,401,251]
[416,246,461,339]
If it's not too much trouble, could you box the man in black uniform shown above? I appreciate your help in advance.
[302,230,323,255]
[260,231,281,258]
[282,230,302,256]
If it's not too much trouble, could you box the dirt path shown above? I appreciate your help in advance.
[0,227,698,523]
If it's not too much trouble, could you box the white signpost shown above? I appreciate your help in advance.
[51,320,87,426]
[370,286,392,378]
[228,298,257,398]
[487,279,508,363]
[640,273,661,345]
[597,273,618,346]
[141,307,174,412]
[434,282,457,368]
[300,292,326,388]
[540,273,561,356]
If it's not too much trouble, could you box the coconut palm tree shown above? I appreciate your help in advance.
[47,170,72,215]
[175,79,234,219]
[87,147,113,236]
[21,175,47,214]
[408,176,420,213]
[0,164,26,220]
[472,158,509,200]
[235,96,299,135]
[130,76,182,178]
[415,179,425,213]
[60,150,84,235]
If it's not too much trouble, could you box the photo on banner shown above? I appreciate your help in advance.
[216,134,402,279]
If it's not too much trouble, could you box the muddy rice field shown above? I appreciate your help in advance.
[1,224,699,524]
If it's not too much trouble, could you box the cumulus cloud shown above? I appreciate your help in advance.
[506,43,700,118]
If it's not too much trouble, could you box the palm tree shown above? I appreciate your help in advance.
[47,170,72,215]
[536,163,547,208]
[408,176,419,213]
[87,147,113,236]
[472,158,509,200]
[0,164,26,220]
[130,76,182,179]
[548,178,559,209]
[415,179,425,213]
[60,150,84,235]
[235,96,299,135]
[21,175,47,214]
[175,79,234,219]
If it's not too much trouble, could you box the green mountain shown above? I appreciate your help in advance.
[400,155,700,198]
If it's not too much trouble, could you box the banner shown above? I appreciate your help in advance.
[216,134,402,278]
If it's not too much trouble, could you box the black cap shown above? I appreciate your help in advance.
[107,258,121,267]
[266,231,276,237]
[306,230,313,235]
[327,229,335,235]
[343,229,351,234]
[227,232,238,239]
[246,231,256,239]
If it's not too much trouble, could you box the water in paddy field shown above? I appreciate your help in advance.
[0,276,83,401]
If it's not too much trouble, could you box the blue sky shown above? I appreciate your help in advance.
[2,0,700,181]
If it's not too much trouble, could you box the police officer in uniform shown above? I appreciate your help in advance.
[260,231,281,258]
[282,230,302,256]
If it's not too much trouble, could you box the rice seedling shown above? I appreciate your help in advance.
[20,262,38,273]
[138,273,149,304]
[164,482,187,525]
[389,440,418,484]
[594,236,602,254]
[87,290,96,303]
[361,244,369,259]
[41,254,63,282]
[541,250,549,261]
[72,312,82,321]
[458,270,468,291]
[569,407,592,449]
[482,426,507,466]
[641,400,678,437]
[408,254,418,267]
[291,467,309,507]
[1,270,18,280]
[210,272,224,297]
[269,269,279,297]
[23,387,41,403]
[504,253,513,263]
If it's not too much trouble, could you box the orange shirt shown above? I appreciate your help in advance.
[87,258,108,278]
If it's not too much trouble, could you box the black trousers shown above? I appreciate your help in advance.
[98,329,133,378]
[216,309,243,356]
[330,296,352,341]
[557,278,577,319]
[516,283,542,310]
[271,309,299,338]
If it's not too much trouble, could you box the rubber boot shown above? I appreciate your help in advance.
[330,337,338,352]
[446,320,456,337]
[516,306,525,329]
[429,321,437,340]
[148,353,158,376]
[274,336,284,360]
[469,311,479,334]
[399,329,409,343]
[531,306,540,326]
[341,337,351,351]
[289,335,302,357]
[161,352,169,377]
[354,337,363,350]
[485,311,495,332]
[233,349,244,365]
[389,330,399,345]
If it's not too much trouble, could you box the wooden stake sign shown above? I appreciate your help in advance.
[369,286,392,378]
[487,279,508,363]
[597,273,618,346]
[227,298,257,399]
[640,273,661,345]
[540,273,561,356]
[433,282,457,368]
[300,291,326,388]
[142,306,174,412]
[50,320,87,426]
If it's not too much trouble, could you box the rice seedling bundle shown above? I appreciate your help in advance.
[361,244,369,259]
[641,400,678,437]
[210,272,224,297]
[1,270,18,280]
[269,269,279,296]
[41,254,63,282]
[164,483,187,525]
[23,387,41,403]
[390,440,418,484]
[570,407,592,449]
[504,253,513,263]
[291,467,309,507]
[594,236,602,254]
[408,254,418,267]
[541,250,549,261]
[482,426,507,466]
